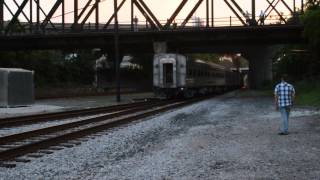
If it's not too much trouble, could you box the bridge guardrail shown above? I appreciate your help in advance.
[0,14,301,36]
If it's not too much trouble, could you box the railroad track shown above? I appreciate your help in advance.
[0,99,159,128]
[0,97,208,168]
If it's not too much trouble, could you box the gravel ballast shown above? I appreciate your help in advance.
[0,91,319,179]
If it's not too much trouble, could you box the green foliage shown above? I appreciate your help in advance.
[272,46,315,80]
[301,4,320,48]
[273,2,320,80]
[260,78,320,107]
[294,78,320,107]
[0,50,96,87]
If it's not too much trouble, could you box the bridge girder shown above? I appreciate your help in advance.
[0,25,304,52]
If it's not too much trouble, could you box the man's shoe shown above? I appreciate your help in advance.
[278,132,289,135]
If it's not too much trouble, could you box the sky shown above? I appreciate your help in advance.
[2,0,301,26]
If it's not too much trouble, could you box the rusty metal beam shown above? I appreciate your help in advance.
[252,0,255,21]
[81,2,98,26]
[206,0,209,27]
[12,0,31,23]
[133,0,157,29]
[62,0,65,31]
[261,0,281,24]
[41,0,63,28]
[36,0,40,31]
[165,0,188,28]
[3,2,23,29]
[131,0,134,30]
[280,0,293,14]
[181,0,204,27]
[0,0,3,32]
[211,0,214,26]
[96,0,99,30]
[77,0,93,23]
[30,0,33,31]
[137,0,162,28]
[263,0,276,16]
[223,0,246,25]
[229,0,246,17]
[103,0,126,29]
[5,0,29,33]
[266,0,286,23]
[74,0,78,24]
[34,0,56,30]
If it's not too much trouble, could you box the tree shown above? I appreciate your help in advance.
[300,1,320,76]
[301,2,320,49]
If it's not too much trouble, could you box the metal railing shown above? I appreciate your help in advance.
[0,13,301,36]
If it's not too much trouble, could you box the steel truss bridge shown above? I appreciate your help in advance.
[0,0,305,52]
[0,0,305,34]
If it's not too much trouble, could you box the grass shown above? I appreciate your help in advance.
[294,80,320,107]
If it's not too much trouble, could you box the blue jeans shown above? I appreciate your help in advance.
[279,106,291,133]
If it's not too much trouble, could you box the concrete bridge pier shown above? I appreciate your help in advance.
[244,46,277,89]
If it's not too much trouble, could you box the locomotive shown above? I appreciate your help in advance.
[153,53,240,98]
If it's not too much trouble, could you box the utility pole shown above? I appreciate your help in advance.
[114,0,121,102]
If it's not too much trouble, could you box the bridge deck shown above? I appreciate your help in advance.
[0,24,304,53]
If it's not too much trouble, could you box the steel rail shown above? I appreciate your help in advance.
[0,100,172,145]
[0,99,159,128]
[0,97,207,164]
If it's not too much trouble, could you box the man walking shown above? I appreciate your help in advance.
[274,74,295,135]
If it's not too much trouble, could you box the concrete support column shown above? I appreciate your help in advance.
[245,46,276,89]
[153,42,167,54]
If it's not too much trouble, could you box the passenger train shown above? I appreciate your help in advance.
[153,53,240,98]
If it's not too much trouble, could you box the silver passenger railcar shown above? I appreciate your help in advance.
[153,53,240,98]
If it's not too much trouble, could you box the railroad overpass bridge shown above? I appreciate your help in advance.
[0,0,306,91]
[0,24,304,53]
